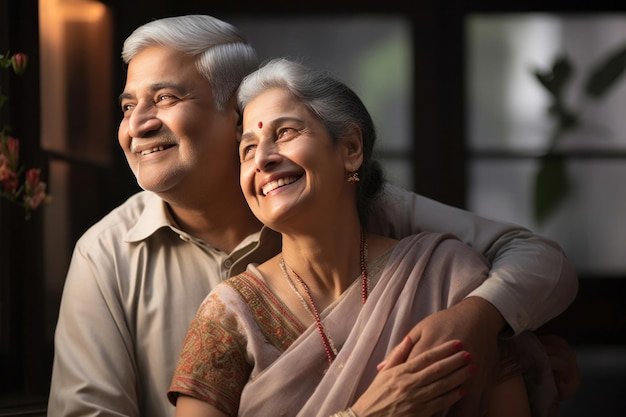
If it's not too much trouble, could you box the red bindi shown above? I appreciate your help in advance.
[258,121,263,128]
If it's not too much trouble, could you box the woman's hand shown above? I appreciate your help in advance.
[350,338,475,417]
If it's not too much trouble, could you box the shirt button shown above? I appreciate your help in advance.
[224,259,233,269]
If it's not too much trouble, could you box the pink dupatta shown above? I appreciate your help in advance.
[238,232,490,417]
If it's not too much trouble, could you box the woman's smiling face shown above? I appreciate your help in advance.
[239,87,347,230]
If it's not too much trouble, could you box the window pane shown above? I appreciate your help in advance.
[468,158,626,275]
[466,14,626,153]
[466,13,626,275]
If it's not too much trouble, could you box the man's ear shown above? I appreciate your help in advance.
[342,124,364,172]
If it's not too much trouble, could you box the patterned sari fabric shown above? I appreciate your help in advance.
[169,232,557,417]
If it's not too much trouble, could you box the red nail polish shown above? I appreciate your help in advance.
[468,364,478,374]
[453,340,463,350]
[462,352,472,362]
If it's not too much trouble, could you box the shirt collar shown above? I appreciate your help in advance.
[229,225,282,275]
[122,193,277,259]
[124,193,176,243]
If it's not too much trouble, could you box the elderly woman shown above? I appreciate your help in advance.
[168,58,559,417]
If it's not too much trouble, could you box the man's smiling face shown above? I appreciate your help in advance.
[118,45,239,199]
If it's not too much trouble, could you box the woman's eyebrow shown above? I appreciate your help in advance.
[239,131,255,144]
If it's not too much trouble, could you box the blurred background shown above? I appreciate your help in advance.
[0,0,624,415]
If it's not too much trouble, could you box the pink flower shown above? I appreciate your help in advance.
[10,53,28,75]
[25,167,40,188]
[24,168,47,210]
[7,136,19,154]
[1,136,19,169]
[24,168,48,210]
[1,50,49,219]
[0,165,18,192]
[0,158,11,184]
[25,182,47,210]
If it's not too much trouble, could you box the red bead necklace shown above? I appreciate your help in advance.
[280,229,369,364]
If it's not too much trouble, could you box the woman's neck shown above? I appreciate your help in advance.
[279,224,364,302]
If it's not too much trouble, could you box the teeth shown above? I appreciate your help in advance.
[262,176,298,196]
[140,145,169,155]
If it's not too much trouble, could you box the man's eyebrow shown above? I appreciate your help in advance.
[118,83,186,103]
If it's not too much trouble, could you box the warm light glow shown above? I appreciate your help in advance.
[40,0,107,21]
[64,1,108,21]
[39,0,68,154]
[38,0,112,165]
[39,0,114,330]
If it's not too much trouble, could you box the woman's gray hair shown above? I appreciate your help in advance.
[238,58,385,225]
[122,15,259,111]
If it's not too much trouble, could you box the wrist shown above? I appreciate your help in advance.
[461,296,506,336]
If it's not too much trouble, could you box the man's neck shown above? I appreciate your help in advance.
[166,198,262,254]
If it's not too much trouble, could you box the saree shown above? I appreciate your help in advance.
[169,232,558,416]
[238,232,489,416]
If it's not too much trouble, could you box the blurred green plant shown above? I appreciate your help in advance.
[532,42,626,224]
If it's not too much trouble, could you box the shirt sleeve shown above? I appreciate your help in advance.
[367,183,578,335]
[47,244,140,417]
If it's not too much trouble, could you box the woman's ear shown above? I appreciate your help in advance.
[341,124,364,172]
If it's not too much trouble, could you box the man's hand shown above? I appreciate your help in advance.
[403,297,506,417]
[538,334,580,402]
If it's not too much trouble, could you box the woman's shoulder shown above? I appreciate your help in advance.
[198,272,260,314]
[369,231,467,259]
[398,230,465,246]
[367,233,398,260]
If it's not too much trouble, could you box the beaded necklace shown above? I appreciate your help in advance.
[280,229,369,364]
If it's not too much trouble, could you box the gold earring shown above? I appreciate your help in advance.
[347,171,360,183]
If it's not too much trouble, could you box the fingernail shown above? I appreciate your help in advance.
[453,340,463,350]
[468,364,478,374]
[462,352,472,362]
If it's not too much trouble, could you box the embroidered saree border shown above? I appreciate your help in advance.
[225,271,305,352]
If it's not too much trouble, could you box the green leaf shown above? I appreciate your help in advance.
[533,55,574,97]
[584,43,626,99]
[534,156,569,224]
